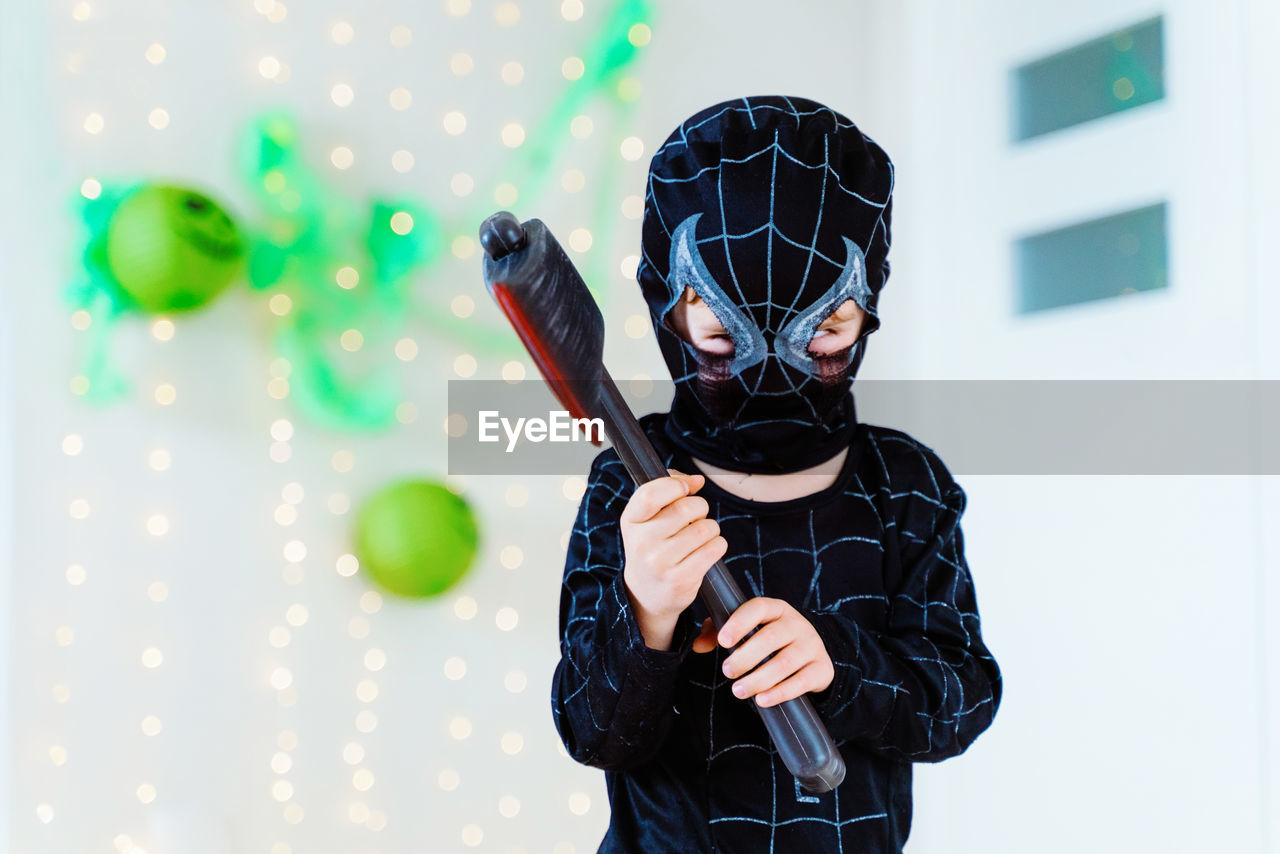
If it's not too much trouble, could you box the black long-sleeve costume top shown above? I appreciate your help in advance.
[551,413,1002,853]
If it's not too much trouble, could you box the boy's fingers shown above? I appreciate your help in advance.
[721,621,789,679]
[753,663,825,708]
[647,495,711,539]
[621,476,689,524]
[667,469,706,495]
[691,618,718,654]
[658,516,720,566]
[730,643,804,701]
[718,597,786,648]
[670,534,728,580]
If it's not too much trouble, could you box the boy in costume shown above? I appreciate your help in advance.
[551,95,1002,853]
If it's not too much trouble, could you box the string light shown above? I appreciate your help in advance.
[450,53,474,76]
[394,338,418,361]
[391,149,414,172]
[339,329,363,351]
[504,670,527,693]
[501,61,524,85]
[330,146,354,169]
[442,111,467,135]
[451,236,476,259]
[389,211,414,234]
[443,657,467,680]
[450,173,475,196]
[151,319,175,341]
[500,731,524,755]
[450,295,475,318]
[494,183,518,205]
[453,354,478,378]
[494,607,519,632]
[148,108,170,130]
[330,20,354,45]
[330,84,354,107]
[568,792,591,815]
[504,484,528,508]
[449,716,473,740]
[389,88,412,110]
[620,136,644,161]
[148,448,172,471]
[493,2,520,26]
[501,123,526,147]
[561,57,584,80]
[145,43,166,64]
[332,450,355,473]
[389,25,412,47]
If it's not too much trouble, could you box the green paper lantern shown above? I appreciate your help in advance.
[106,185,245,313]
[354,479,479,598]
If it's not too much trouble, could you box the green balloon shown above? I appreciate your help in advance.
[354,480,479,598]
[106,185,245,313]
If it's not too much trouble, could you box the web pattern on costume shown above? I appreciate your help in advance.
[637,96,895,433]
[550,418,1003,852]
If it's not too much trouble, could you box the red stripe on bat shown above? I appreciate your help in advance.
[491,282,602,446]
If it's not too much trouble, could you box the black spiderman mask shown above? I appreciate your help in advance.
[636,96,895,474]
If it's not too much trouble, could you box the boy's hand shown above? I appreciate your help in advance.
[621,470,728,651]
[717,598,834,708]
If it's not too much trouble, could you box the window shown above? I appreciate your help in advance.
[1013,16,1164,141]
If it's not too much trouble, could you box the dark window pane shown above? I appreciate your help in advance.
[1014,16,1164,141]
[1015,202,1168,313]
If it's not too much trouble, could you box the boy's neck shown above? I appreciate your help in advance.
[689,447,849,503]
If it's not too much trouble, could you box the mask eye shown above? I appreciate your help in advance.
[666,214,765,372]
[776,236,871,374]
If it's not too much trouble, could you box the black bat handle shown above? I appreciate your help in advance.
[597,372,847,793]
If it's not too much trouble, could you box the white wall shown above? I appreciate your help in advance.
[856,0,1278,851]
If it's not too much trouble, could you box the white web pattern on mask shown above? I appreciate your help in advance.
[639,96,895,431]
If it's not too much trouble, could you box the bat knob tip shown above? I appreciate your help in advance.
[479,211,527,260]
